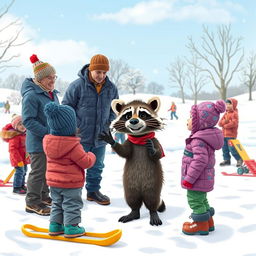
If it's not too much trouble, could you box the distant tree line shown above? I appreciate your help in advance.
[171,85,252,101]
[168,25,256,102]
[0,73,70,96]
[1,1,255,101]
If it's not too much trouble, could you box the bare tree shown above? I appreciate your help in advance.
[167,57,186,103]
[0,0,30,72]
[121,68,145,95]
[108,59,130,93]
[241,51,256,101]
[1,73,25,90]
[146,81,165,95]
[187,25,244,100]
[186,53,207,104]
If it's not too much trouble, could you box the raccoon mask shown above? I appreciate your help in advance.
[111,97,164,136]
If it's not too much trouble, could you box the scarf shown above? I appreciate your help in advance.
[128,132,165,158]
[33,79,54,99]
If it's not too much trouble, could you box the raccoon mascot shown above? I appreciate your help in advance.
[99,97,166,226]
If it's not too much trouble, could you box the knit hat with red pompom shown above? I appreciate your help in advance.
[30,54,56,81]
[191,100,226,134]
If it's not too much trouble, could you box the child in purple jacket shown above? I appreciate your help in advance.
[181,100,226,235]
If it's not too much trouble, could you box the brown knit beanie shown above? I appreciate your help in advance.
[30,54,56,81]
[89,54,109,72]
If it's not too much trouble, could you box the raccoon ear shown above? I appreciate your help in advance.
[147,97,161,113]
[111,99,125,115]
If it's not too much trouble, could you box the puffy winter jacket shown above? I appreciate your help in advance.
[62,64,119,148]
[181,128,224,192]
[43,135,96,188]
[21,78,59,153]
[1,123,30,167]
[218,98,239,138]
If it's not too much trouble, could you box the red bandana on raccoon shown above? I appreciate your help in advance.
[128,132,165,158]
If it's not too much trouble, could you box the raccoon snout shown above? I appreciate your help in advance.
[129,118,139,125]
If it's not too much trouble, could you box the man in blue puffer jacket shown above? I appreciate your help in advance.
[62,54,119,205]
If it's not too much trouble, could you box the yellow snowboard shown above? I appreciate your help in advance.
[21,224,122,246]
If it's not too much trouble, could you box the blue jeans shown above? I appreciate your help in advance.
[82,145,106,192]
[171,111,178,120]
[13,165,27,188]
[50,187,83,225]
[222,137,241,161]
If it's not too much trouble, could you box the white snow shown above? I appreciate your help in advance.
[0,89,256,256]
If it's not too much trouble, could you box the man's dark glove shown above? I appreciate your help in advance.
[146,139,156,156]
[98,131,116,146]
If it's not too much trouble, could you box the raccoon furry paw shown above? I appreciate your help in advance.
[98,131,116,146]
[146,139,156,156]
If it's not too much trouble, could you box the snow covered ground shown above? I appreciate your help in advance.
[0,89,256,256]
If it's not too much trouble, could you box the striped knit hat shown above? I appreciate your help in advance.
[44,102,77,136]
[30,54,56,81]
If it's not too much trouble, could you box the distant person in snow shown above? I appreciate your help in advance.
[168,102,178,120]
[0,114,30,195]
[4,100,10,114]
[218,98,243,167]
[43,102,96,238]
[181,100,225,235]
[21,54,59,216]
[62,54,119,206]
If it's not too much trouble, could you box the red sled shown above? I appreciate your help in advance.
[221,160,256,177]
[0,168,15,187]
[0,180,13,187]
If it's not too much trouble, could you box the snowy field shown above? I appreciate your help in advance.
[0,89,256,256]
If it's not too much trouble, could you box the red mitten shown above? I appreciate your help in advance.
[182,180,193,189]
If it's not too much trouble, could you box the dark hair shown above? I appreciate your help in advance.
[225,99,232,104]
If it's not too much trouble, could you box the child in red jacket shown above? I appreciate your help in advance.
[43,102,96,238]
[0,115,30,194]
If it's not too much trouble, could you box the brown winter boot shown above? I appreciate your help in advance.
[182,221,209,235]
[208,207,215,231]
[208,217,214,231]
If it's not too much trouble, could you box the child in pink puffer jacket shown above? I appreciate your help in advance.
[181,100,225,235]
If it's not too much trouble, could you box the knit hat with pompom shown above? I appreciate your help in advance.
[191,100,226,134]
[11,114,22,130]
[30,54,56,81]
[44,102,77,136]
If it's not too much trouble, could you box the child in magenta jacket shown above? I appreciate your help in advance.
[43,102,96,238]
[1,115,30,194]
[181,100,225,235]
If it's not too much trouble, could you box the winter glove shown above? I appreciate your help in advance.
[98,131,116,146]
[17,161,24,167]
[182,180,193,189]
[146,139,156,156]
